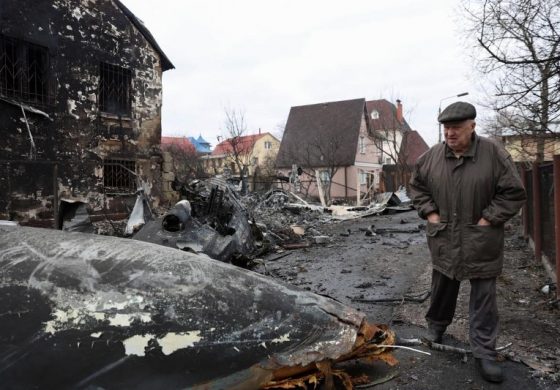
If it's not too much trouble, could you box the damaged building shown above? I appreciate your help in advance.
[0,0,174,227]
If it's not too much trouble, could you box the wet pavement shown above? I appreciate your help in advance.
[257,210,558,389]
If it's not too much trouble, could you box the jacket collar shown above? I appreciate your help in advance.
[444,132,479,160]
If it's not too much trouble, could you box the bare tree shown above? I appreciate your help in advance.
[370,100,415,190]
[222,108,256,194]
[272,120,286,142]
[304,133,347,205]
[252,153,278,192]
[163,143,201,183]
[463,0,560,161]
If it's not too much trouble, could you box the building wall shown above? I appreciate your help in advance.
[503,136,560,162]
[0,0,165,226]
[249,133,280,175]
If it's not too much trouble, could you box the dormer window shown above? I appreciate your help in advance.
[370,110,379,120]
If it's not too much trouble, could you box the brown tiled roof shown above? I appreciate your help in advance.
[366,99,411,131]
[275,98,368,169]
[400,130,429,166]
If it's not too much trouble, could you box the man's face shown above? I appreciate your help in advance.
[443,120,475,153]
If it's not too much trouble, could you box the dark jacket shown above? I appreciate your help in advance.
[409,133,526,280]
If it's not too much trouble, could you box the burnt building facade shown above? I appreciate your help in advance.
[0,0,173,226]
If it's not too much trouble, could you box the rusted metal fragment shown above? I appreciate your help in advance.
[0,225,395,389]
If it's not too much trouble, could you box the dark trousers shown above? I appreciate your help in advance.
[426,269,498,359]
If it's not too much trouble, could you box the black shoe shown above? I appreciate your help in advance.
[476,358,504,383]
[426,327,443,344]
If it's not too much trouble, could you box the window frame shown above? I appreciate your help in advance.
[0,34,53,106]
[359,136,365,154]
[99,62,132,116]
[103,159,137,194]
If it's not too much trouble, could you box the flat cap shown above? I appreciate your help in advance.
[438,101,476,123]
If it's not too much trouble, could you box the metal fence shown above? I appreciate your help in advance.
[523,159,557,269]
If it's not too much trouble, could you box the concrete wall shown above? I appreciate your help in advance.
[0,0,165,226]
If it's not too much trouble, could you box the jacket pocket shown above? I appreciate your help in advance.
[426,222,448,260]
[464,224,504,262]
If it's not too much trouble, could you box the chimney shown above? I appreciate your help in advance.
[259,127,261,134]
[396,99,403,124]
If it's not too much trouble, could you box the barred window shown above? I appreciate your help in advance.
[99,62,131,115]
[0,34,52,105]
[103,159,136,193]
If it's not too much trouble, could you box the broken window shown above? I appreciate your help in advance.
[99,62,132,116]
[103,159,136,193]
[0,34,52,105]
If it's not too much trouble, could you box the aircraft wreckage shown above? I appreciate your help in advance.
[0,223,396,389]
[132,178,259,266]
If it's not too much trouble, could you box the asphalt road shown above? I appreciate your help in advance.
[259,210,556,390]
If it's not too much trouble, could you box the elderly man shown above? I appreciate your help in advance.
[409,102,526,383]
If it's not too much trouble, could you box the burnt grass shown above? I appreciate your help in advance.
[255,209,559,389]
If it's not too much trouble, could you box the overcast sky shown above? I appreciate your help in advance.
[123,0,480,147]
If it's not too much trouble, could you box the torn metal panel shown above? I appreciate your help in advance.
[0,225,395,389]
[124,190,153,236]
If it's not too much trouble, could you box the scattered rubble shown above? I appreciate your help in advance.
[57,181,417,269]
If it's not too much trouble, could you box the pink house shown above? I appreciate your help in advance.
[275,98,382,204]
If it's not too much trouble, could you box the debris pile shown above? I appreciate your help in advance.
[133,178,257,266]
[59,181,416,267]
[244,189,332,251]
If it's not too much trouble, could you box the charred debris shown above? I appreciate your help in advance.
[57,176,415,268]
[62,178,415,268]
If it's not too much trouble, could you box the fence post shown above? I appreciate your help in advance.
[532,162,542,263]
[521,168,529,238]
[554,155,560,299]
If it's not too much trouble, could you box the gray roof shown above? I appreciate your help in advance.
[276,98,368,169]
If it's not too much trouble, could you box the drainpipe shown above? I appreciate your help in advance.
[554,155,560,299]
[532,161,541,263]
